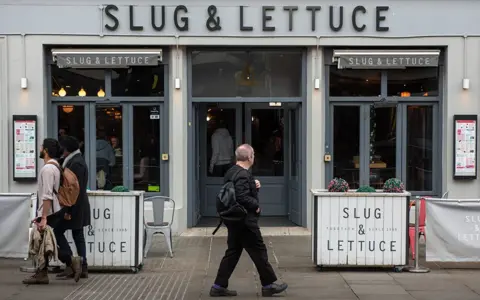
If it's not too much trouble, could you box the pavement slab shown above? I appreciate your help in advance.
[2,234,480,299]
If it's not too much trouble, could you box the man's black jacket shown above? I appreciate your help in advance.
[224,165,260,226]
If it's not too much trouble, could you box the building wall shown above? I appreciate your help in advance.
[2,1,480,233]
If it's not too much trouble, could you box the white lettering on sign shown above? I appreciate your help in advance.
[60,55,155,67]
[344,56,436,68]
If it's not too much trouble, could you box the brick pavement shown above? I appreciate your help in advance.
[2,233,480,300]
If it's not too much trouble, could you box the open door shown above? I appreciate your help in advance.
[288,104,302,225]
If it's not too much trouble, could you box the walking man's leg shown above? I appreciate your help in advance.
[53,222,83,282]
[211,226,243,297]
[72,228,88,278]
[244,227,288,297]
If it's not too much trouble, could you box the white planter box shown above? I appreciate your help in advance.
[49,191,145,272]
[311,189,410,268]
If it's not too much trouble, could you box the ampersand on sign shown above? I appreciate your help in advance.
[87,225,95,236]
[358,224,365,235]
[206,5,221,31]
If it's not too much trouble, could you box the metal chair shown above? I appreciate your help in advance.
[144,196,175,258]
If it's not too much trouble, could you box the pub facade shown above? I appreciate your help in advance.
[0,0,478,233]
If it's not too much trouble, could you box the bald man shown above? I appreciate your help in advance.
[210,144,288,297]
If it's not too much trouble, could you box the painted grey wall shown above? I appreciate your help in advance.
[1,0,480,37]
[0,37,7,192]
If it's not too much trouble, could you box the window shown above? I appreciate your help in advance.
[111,66,165,97]
[406,106,433,191]
[329,67,381,97]
[191,50,302,97]
[51,66,105,97]
[387,68,439,97]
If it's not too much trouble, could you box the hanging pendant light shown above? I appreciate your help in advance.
[78,87,86,97]
[58,87,67,97]
[62,105,74,113]
[97,87,105,97]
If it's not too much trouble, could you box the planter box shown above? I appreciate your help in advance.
[49,191,145,272]
[311,189,410,268]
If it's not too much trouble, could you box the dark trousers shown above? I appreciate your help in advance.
[51,219,87,267]
[214,223,277,288]
[212,163,232,177]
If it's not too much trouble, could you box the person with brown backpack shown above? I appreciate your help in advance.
[23,138,83,285]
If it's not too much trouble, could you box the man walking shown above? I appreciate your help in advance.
[210,144,288,297]
[56,136,91,279]
[23,138,82,284]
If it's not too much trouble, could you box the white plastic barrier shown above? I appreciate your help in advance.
[0,193,33,258]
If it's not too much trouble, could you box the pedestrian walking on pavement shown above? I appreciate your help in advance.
[210,144,288,297]
[56,135,91,279]
[23,138,83,284]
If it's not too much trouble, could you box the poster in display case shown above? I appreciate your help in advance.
[13,115,37,181]
[453,115,477,180]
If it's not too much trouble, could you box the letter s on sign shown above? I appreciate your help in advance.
[104,5,119,31]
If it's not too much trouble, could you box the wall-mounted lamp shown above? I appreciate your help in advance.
[20,78,28,89]
[174,78,181,89]
[78,87,86,97]
[314,78,320,90]
[58,87,67,97]
[463,78,470,90]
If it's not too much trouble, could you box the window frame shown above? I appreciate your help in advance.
[325,55,443,196]
[46,49,170,196]
[188,48,306,101]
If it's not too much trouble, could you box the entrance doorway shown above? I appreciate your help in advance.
[191,102,303,226]
[52,103,167,194]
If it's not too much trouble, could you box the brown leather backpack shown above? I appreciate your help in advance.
[47,161,80,207]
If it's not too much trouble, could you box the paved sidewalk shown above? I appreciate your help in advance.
[2,233,480,300]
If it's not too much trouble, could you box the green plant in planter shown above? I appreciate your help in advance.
[382,178,405,193]
[356,186,376,193]
[328,178,349,192]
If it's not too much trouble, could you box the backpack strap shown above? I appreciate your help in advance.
[230,168,244,183]
[46,161,63,194]
[212,219,223,235]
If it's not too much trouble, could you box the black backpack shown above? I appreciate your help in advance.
[212,169,247,235]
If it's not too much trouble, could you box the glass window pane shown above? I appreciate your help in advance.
[290,110,298,177]
[207,106,236,177]
[191,51,302,97]
[251,109,284,176]
[329,67,381,97]
[95,106,123,190]
[406,106,433,191]
[387,68,439,97]
[57,105,85,155]
[370,106,397,189]
[111,66,165,97]
[333,106,360,189]
[51,66,105,97]
[133,106,161,192]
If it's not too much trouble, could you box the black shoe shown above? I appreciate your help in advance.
[261,283,288,297]
[209,286,238,297]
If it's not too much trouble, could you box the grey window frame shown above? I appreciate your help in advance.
[46,48,170,196]
[186,47,308,227]
[188,47,306,102]
[324,48,443,196]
